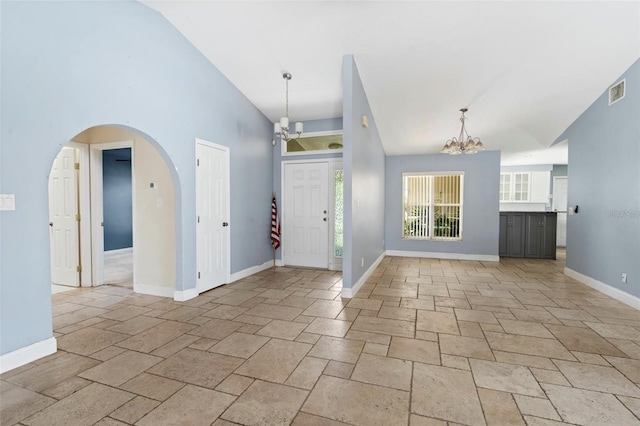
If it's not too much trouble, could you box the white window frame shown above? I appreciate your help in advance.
[280,130,343,157]
[402,172,464,241]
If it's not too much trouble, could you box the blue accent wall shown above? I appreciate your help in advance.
[342,55,386,289]
[554,59,640,298]
[385,152,501,256]
[1,1,273,355]
[103,149,133,251]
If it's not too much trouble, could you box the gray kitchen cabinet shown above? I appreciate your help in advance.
[525,213,557,259]
[499,212,526,257]
[500,212,556,259]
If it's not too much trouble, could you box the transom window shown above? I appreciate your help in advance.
[402,172,464,240]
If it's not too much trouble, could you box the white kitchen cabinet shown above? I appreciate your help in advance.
[530,171,551,203]
[500,171,550,205]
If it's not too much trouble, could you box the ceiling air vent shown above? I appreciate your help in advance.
[608,79,625,105]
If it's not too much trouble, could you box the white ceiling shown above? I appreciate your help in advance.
[141,1,639,165]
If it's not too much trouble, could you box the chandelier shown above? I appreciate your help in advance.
[273,73,303,142]
[440,108,484,155]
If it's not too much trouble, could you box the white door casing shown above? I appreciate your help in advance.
[49,147,80,286]
[283,162,329,268]
[196,140,230,293]
[553,176,568,247]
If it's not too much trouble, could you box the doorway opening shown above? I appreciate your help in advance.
[101,147,133,288]
[48,125,177,298]
[281,159,343,271]
[552,174,568,261]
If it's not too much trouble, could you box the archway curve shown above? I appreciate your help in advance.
[48,123,182,295]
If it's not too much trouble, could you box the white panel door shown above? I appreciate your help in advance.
[196,142,230,293]
[553,176,568,247]
[284,162,329,268]
[49,147,80,286]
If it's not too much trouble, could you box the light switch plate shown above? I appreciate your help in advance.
[0,194,16,211]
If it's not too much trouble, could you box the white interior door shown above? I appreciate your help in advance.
[283,162,329,268]
[553,176,568,247]
[196,141,230,293]
[49,147,80,286]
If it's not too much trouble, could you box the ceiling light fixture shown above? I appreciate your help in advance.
[440,108,484,155]
[273,73,303,143]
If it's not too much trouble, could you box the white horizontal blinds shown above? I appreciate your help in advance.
[403,174,431,239]
[403,172,463,240]
[433,174,462,239]
[499,174,511,201]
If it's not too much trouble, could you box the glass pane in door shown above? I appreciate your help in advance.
[334,170,343,257]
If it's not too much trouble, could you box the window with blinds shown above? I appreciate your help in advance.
[402,173,463,240]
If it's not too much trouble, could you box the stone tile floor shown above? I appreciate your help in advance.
[3,255,640,425]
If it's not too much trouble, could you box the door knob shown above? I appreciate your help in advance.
[49,222,53,227]
[323,218,327,222]
[323,210,327,214]
[222,222,229,227]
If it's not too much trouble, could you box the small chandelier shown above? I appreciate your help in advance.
[440,108,484,155]
[273,73,303,142]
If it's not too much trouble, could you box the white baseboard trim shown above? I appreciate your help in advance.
[0,337,57,374]
[565,267,640,310]
[174,288,199,302]
[385,250,499,262]
[342,252,386,299]
[134,283,173,298]
[230,260,275,283]
[275,259,284,267]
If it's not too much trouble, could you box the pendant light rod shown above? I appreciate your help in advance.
[274,72,303,143]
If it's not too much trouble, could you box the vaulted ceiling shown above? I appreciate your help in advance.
[141,1,639,165]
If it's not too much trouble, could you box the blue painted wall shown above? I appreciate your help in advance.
[103,149,133,251]
[342,55,386,289]
[271,118,343,261]
[385,152,501,256]
[0,1,273,355]
[554,59,640,297]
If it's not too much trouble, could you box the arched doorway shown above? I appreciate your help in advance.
[48,125,179,298]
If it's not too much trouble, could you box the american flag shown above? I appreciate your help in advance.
[271,197,281,250]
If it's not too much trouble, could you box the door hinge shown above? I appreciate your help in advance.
[74,162,80,170]
[197,159,200,166]
[76,265,82,273]
[75,214,81,221]
[197,271,201,279]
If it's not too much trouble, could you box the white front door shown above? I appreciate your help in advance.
[553,176,568,247]
[283,162,329,268]
[49,147,80,286]
[196,141,230,293]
